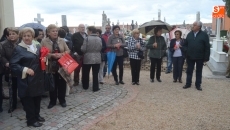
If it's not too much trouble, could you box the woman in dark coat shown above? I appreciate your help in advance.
[169,30,186,83]
[146,26,167,82]
[10,27,45,127]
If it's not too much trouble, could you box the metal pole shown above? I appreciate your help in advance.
[216,18,221,40]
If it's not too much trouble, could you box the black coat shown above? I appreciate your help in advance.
[71,32,87,56]
[10,42,44,98]
[183,30,210,61]
[169,38,186,58]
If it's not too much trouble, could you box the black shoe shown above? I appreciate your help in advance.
[136,82,140,85]
[60,102,67,108]
[119,81,125,84]
[8,107,16,113]
[179,80,182,83]
[196,86,202,91]
[173,80,177,83]
[99,82,104,84]
[150,79,154,83]
[36,116,45,122]
[165,71,170,74]
[27,122,43,127]
[2,95,9,99]
[183,85,191,89]
[47,103,55,109]
[115,81,119,85]
[132,82,135,85]
[157,79,162,82]
[93,88,100,92]
[226,75,230,78]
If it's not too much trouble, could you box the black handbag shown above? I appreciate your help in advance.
[101,52,107,61]
[44,72,55,92]
[137,50,144,59]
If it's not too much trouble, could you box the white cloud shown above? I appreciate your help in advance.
[13,0,225,27]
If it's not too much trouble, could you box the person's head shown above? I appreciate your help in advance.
[61,26,69,33]
[192,21,202,32]
[33,29,39,40]
[174,30,182,40]
[96,29,102,37]
[2,28,9,38]
[112,25,120,35]
[19,27,35,45]
[78,24,85,33]
[7,27,19,42]
[37,29,44,40]
[132,29,140,39]
[58,28,66,38]
[154,26,162,36]
[47,24,58,39]
[171,25,176,31]
[105,25,111,33]
[87,26,96,35]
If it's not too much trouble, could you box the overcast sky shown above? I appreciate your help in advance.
[14,0,225,27]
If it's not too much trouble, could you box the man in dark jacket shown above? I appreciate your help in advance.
[71,24,87,86]
[183,21,210,91]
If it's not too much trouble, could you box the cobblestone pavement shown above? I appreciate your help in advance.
[0,77,137,130]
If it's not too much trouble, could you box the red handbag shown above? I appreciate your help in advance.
[58,53,79,74]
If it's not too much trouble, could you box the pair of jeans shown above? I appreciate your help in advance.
[186,58,204,87]
[166,48,173,72]
[130,58,141,83]
[82,64,100,91]
[150,58,162,79]
[112,56,124,82]
[172,56,184,81]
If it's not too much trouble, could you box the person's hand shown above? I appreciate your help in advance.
[153,42,157,48]
[26,68,34,76]
[136,43,140,49]
[5,63,9,67]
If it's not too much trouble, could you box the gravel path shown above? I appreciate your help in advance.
[90,67,230,130]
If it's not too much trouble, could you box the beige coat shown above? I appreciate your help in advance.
[41,37,70,73]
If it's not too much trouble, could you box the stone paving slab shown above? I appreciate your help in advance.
[0,79,137,130]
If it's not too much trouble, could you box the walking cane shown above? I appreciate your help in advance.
[8,73,13,117]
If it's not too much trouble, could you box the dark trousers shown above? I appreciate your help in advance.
[186,59,204,87]
[172,56,184,81]
[21,96,41,125]
[0,75,2,110]
[49,73,66,105]
[11,77,18,108]
[82,64,100,91]
[150,58,162,79]
[130,58,141,83]
[74,57,83,84]
[112,56,124,82]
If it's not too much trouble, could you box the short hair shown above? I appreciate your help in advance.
[2,28,9,37]
[37,28,43,32]
[106,25,111,28]
[47,24,58,33]
[174,30,182,37]
[96,29,102,35]
[19,27,35,38]
[131,29,139,36]
[58,28,66,38]
[33,29,39,38]
[195,21,203,29]
[154,26,162,35]
[7,27,19,36]
[112,25,120,31]
[61,26,69,33]
[87,26,97,33]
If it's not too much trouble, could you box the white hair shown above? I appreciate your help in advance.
[195,21,203,29]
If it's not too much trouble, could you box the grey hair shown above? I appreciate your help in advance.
[195,21,203,29]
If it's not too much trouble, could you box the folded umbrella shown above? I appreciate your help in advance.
[107,51,116,78]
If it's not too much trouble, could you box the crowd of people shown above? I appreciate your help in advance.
[0,20,228,127]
